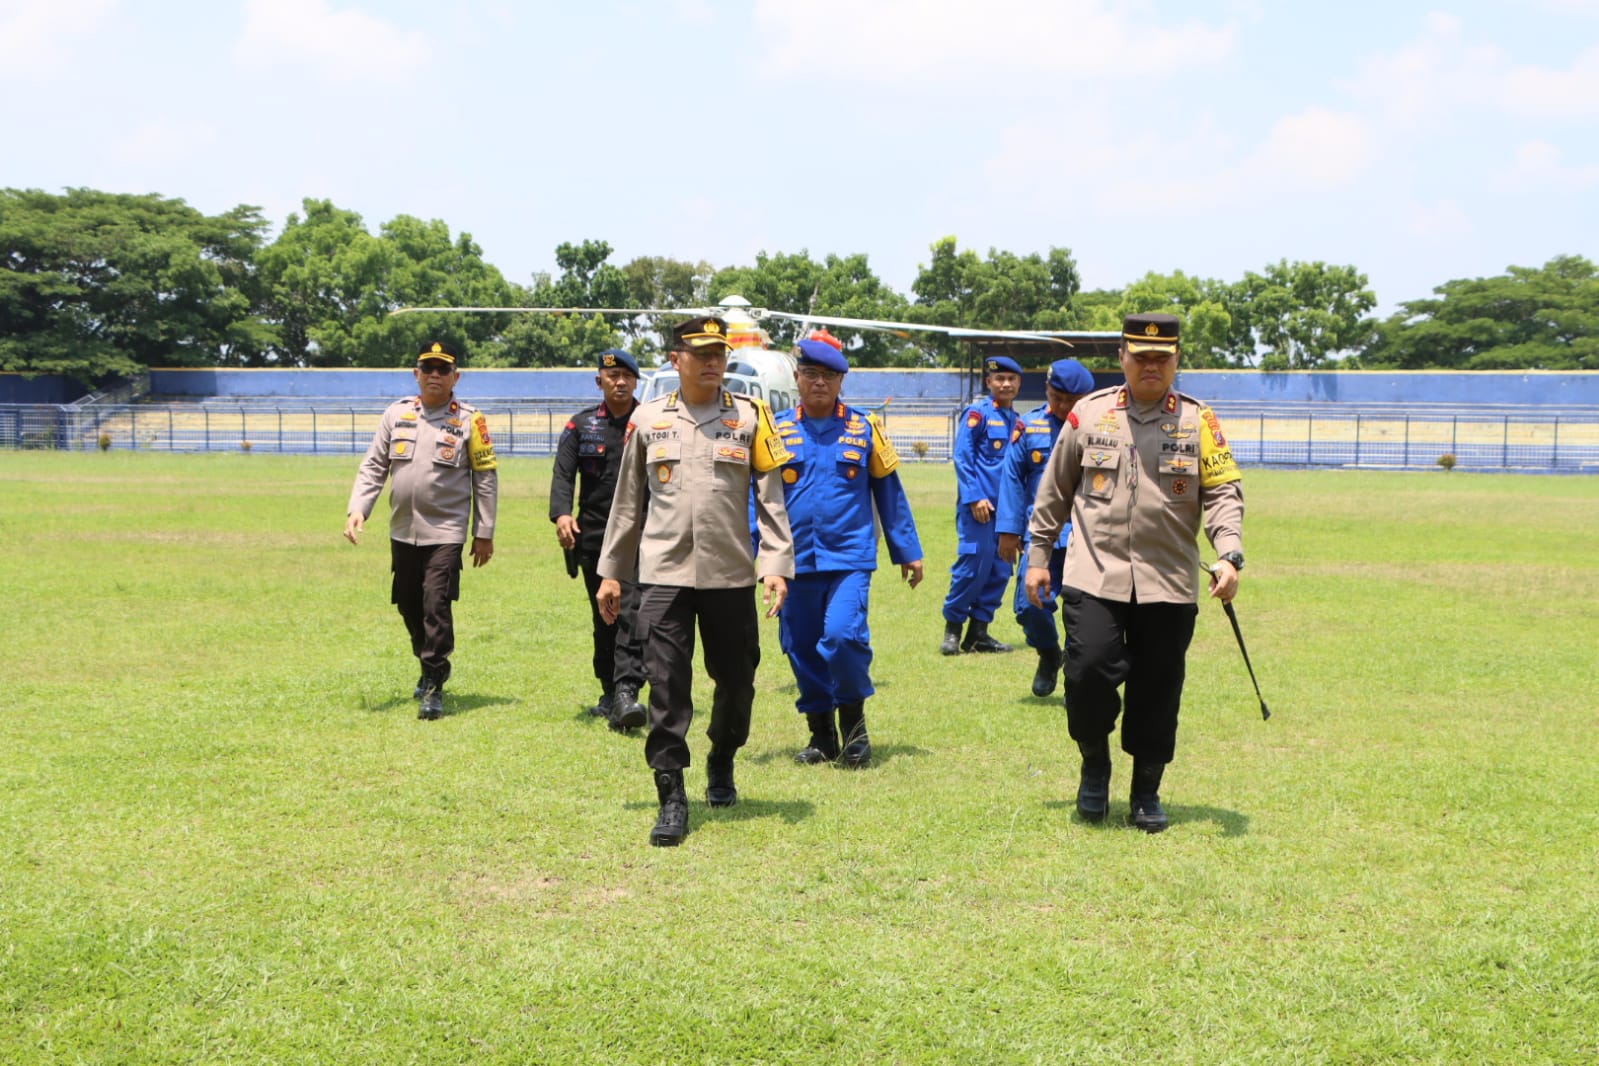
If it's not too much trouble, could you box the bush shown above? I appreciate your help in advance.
[1437,453,1457,471]
[97,433,112,452]
[240,440,253,453]
[911,440,930,460]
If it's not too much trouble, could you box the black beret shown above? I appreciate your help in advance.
[597,348,640,376]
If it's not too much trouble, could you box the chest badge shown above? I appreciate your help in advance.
[656,464,672,484]
[1172,478,1188,495]
[782,468,799,484]
[1092,472,1110,493]
[394,442,408,456]
[439,446,456,462]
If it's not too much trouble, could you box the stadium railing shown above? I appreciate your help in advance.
[2,400,1597,473]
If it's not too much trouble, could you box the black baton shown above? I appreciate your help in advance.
[1201,561,1271,721]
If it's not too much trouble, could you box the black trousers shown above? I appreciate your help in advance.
[391,541,462,683]
[1060,587,1197,764]
[580,559,645,695]
[638,584,760,771]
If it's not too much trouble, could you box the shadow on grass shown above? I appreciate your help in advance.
[1041,800,1251,836]
[437,693,517,718]
[623,797,816,828]
[741,742,934,768]
[362,691,514,718]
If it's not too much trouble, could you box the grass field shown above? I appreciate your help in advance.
[4,453,1596,1064]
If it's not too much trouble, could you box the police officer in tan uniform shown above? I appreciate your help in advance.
[1025,313,1244,832]
[345,341,498,721]
[596,316,795,847]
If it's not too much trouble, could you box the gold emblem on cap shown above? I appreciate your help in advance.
[704,320,721,335]
[431,342,444,353]
[986,360,998,371]
[603,354,616,366]
[1145,323,1160,336]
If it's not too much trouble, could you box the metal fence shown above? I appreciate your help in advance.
[3,400,1598,473]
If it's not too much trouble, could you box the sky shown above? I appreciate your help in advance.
[4,0,1597,315]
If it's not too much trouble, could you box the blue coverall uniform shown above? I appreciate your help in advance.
[942,395,1020,626]
[772,402,922,716]
[996,402,1071,652]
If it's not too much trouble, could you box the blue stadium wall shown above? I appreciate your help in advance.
[138,367,1599,407]
[0,374,84,404]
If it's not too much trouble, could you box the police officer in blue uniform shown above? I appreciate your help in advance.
[940,355,1023,655]
[550,348,647,730]
[772,338,924,767]
[997,358,1095,698]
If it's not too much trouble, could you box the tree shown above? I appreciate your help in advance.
[254,199,396,367]
[255,200,518,367]
[1115,271,1239,368]
[708,250,915,366]
[0,188,273,381]
[1364,255,1599,370]
[908,237,1083,365]
[1231,260,1376,369]
[496,240,633,367]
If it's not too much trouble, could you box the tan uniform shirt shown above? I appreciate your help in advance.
[1028,386,1243,604]
[347,396,498,545]
[597,389,795,588]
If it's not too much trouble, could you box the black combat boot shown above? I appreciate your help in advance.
[962,620,1013,654]
[795,712,841,765]
[837,701,872,769]
[610,683,647,731]
[1032,646,1063,697]
[1075,736,1112,823]
[705,748,738,808]
[940,620,963,656]
[418,675,444,721]
[589,692,614,719]
[1128,759,1169,833]
[412,673,427,700]
[650,769,689,846]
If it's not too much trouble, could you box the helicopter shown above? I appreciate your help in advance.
[389,296,1122,401]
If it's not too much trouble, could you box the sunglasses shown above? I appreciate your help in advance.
[417,362,454,376]
[798,367,842,382]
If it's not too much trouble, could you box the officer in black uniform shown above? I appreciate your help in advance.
[550,348,647,730]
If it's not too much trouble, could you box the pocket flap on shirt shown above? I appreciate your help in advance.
[645,439,681,464]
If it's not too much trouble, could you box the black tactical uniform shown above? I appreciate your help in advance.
[550,351,646,726]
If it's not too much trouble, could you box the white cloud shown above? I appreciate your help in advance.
[672,0,716,24]
[108,120,215,165]
[1523,0,1599,13]
[981,105,1372,221]
[1344,17,1599,124]
[236,0,426,82]
[1405,198,1470,238]
[753,0,1236,83]
[1501,139,1599,188]
[1340,12,1503,127]
[1501,44,1599,118]
[0,0,115,75]
[1247,108,1375,188]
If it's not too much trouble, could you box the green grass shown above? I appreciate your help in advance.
[3,453,1596,1064]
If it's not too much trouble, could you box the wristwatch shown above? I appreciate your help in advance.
[1220,551,1245,571]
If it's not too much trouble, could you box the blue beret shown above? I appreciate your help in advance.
[796,339,849,373]
[983,356,1022,376]
[597,348,640,376]
[1048,358,1094,394]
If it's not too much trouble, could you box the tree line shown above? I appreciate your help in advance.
[2,187,1595,384]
